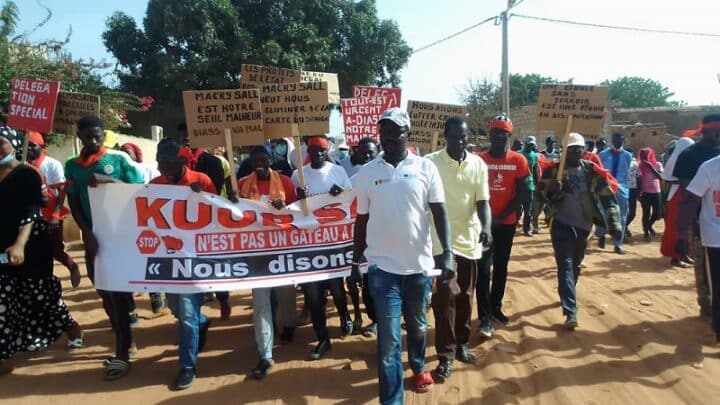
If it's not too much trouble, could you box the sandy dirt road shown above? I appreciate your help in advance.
[1,221,718,404]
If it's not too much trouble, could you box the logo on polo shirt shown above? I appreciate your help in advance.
[103,164,114,175]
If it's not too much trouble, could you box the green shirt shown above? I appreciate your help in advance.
[521,149,538,191]
[65,149,144,221]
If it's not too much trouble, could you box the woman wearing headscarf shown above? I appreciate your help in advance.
[0,129,83,375]
[637,148,664,241]
[661,137,695,267]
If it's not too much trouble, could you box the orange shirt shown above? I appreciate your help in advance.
[150,168,217,194]
[478,150,530,225]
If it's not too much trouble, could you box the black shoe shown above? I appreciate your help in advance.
[432,358,453,383]
[362,323,377,337]
[492,310,510,325]
[565,314,578,330]
[174,367,195,391]
[150,293,166,314]
[598,238,606,249]
[614,246,626,255]
[455,345,476,364]
[351,316,363,335]
[279,327,295,345]
[309,340,331,360]
[198,319,211,352]
[523,231,533,237]
[251,358,274,380]
[477,319,494,338]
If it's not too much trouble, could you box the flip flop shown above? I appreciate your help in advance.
[413,370,434,393]
[104,359,130,381]
[67,330,84,349]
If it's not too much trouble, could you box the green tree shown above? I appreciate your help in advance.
[601,76,684,108]
[102,0,412,105]
[458,77,501,136]
[0,1,145,132]
[509,73,559,107]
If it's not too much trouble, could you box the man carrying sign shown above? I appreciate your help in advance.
[351,108,454,403]
[541,132,621,329]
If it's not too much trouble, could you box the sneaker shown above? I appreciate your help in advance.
[309,340,331,360]
[565,314,578,330]
[598,238,606,249]
[128,312,140,328]
[279,327,295,345]
[198,319,211,352]
[174,367,195,391]
[150,293,166,314]
[251,358,274,380]
[492,310,510,326]
[614,246,626,255]
[478,320,494,338]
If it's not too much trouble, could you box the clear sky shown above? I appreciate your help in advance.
[14,0,720,107]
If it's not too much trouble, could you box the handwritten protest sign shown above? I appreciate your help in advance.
[340,86,401,146]
[352,86,401,107]
[260,82,330,138]
[535,84,609,139]
[182,88,264,147]
[406,100,467,153]
[302,71,340,104]
[241,64,302,87]
[7,78,60,133]
[52,91,100,135]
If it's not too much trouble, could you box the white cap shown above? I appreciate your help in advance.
[525,135,537,145]
[378,107,411,130]
[567,132,585,147]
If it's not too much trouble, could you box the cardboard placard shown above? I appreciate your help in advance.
[260,82,330,139]
[182,88,264,147]
[340,97,388,146]
[302,71,340,104]
[352,86,402,107]
[7,78,60,133]
[52,91,100,135]
[406,100,467,153]
[535,84,609,139]
[241,64,302,87]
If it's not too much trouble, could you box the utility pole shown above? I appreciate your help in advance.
[501,0,515,114]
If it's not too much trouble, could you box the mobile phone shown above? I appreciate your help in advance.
[0,253,8,264]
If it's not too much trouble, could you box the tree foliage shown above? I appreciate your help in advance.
[0,1,145,133]
[601,76,684,108]
[103,0,412,105]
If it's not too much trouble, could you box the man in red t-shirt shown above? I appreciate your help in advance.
[149,138,215,391]
[476,114,530,330]
[237,145,297,380]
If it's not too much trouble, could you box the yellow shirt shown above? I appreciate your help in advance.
[216,154,231,198]
[426,149,489,259]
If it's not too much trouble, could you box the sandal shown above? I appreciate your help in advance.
[67,330,84,349]
[432,360,453,383]
[103,358,131,381]
[413,370,434,393]
[251,358,274,380]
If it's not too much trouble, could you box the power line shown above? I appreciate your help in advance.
[511,13,720,38]
[412,16,497,54]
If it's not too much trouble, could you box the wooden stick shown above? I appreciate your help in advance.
[290,124,310,216]
[20,130,30,163]
[71,124,79,155]
[223,129,239,196]
[430,131,440,153]
[555,115,575,181]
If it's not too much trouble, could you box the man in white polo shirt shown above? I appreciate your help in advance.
[351,108,454,404]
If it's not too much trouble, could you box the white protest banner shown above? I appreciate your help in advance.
[302,71,340,104]
[535,84,609,139]
[90,184,361,293]
[406,100,467,153]
[182,88,264,147]
[52,91,100,135]
[260,82,330,138]
[241,64,302,87]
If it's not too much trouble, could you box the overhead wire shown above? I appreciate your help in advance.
[411,16,497,54]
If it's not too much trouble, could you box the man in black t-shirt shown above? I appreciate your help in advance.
[673,114,720,322]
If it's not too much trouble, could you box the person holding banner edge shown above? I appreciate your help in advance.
[64,115,145,380]
[238,145,298,379]
[350,107,454,403]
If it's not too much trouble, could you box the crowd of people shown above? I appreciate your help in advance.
[1,109,720,405]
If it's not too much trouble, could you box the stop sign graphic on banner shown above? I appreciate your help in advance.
[136,230,160,254]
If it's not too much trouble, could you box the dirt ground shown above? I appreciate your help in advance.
[1,221,719,404]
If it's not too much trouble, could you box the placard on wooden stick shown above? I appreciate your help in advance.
[260,82,330,138]
[7,77,60,134]
[406,100,467,154]
[182,88,264,148]
[241,64,302,88]
[53,91,100,135]
[535,84,609,139]
[302,71,340,104]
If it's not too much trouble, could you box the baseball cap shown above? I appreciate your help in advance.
[566,132,585,148]
[525,135,537,145]
[378,107,411,130]
[28,131,44,146]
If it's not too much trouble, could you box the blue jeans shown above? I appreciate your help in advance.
[551,222,589,316]
[596,192,628,248]
[166,293,208,369]
[368,267,431,405]
[252,286,296,360]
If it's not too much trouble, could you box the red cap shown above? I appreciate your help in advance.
[28,131,44,146]
[306,136,330,149]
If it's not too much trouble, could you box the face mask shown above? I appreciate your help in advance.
[0,152,14,166]
[273,144,288,157]
[338,150,349,160]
